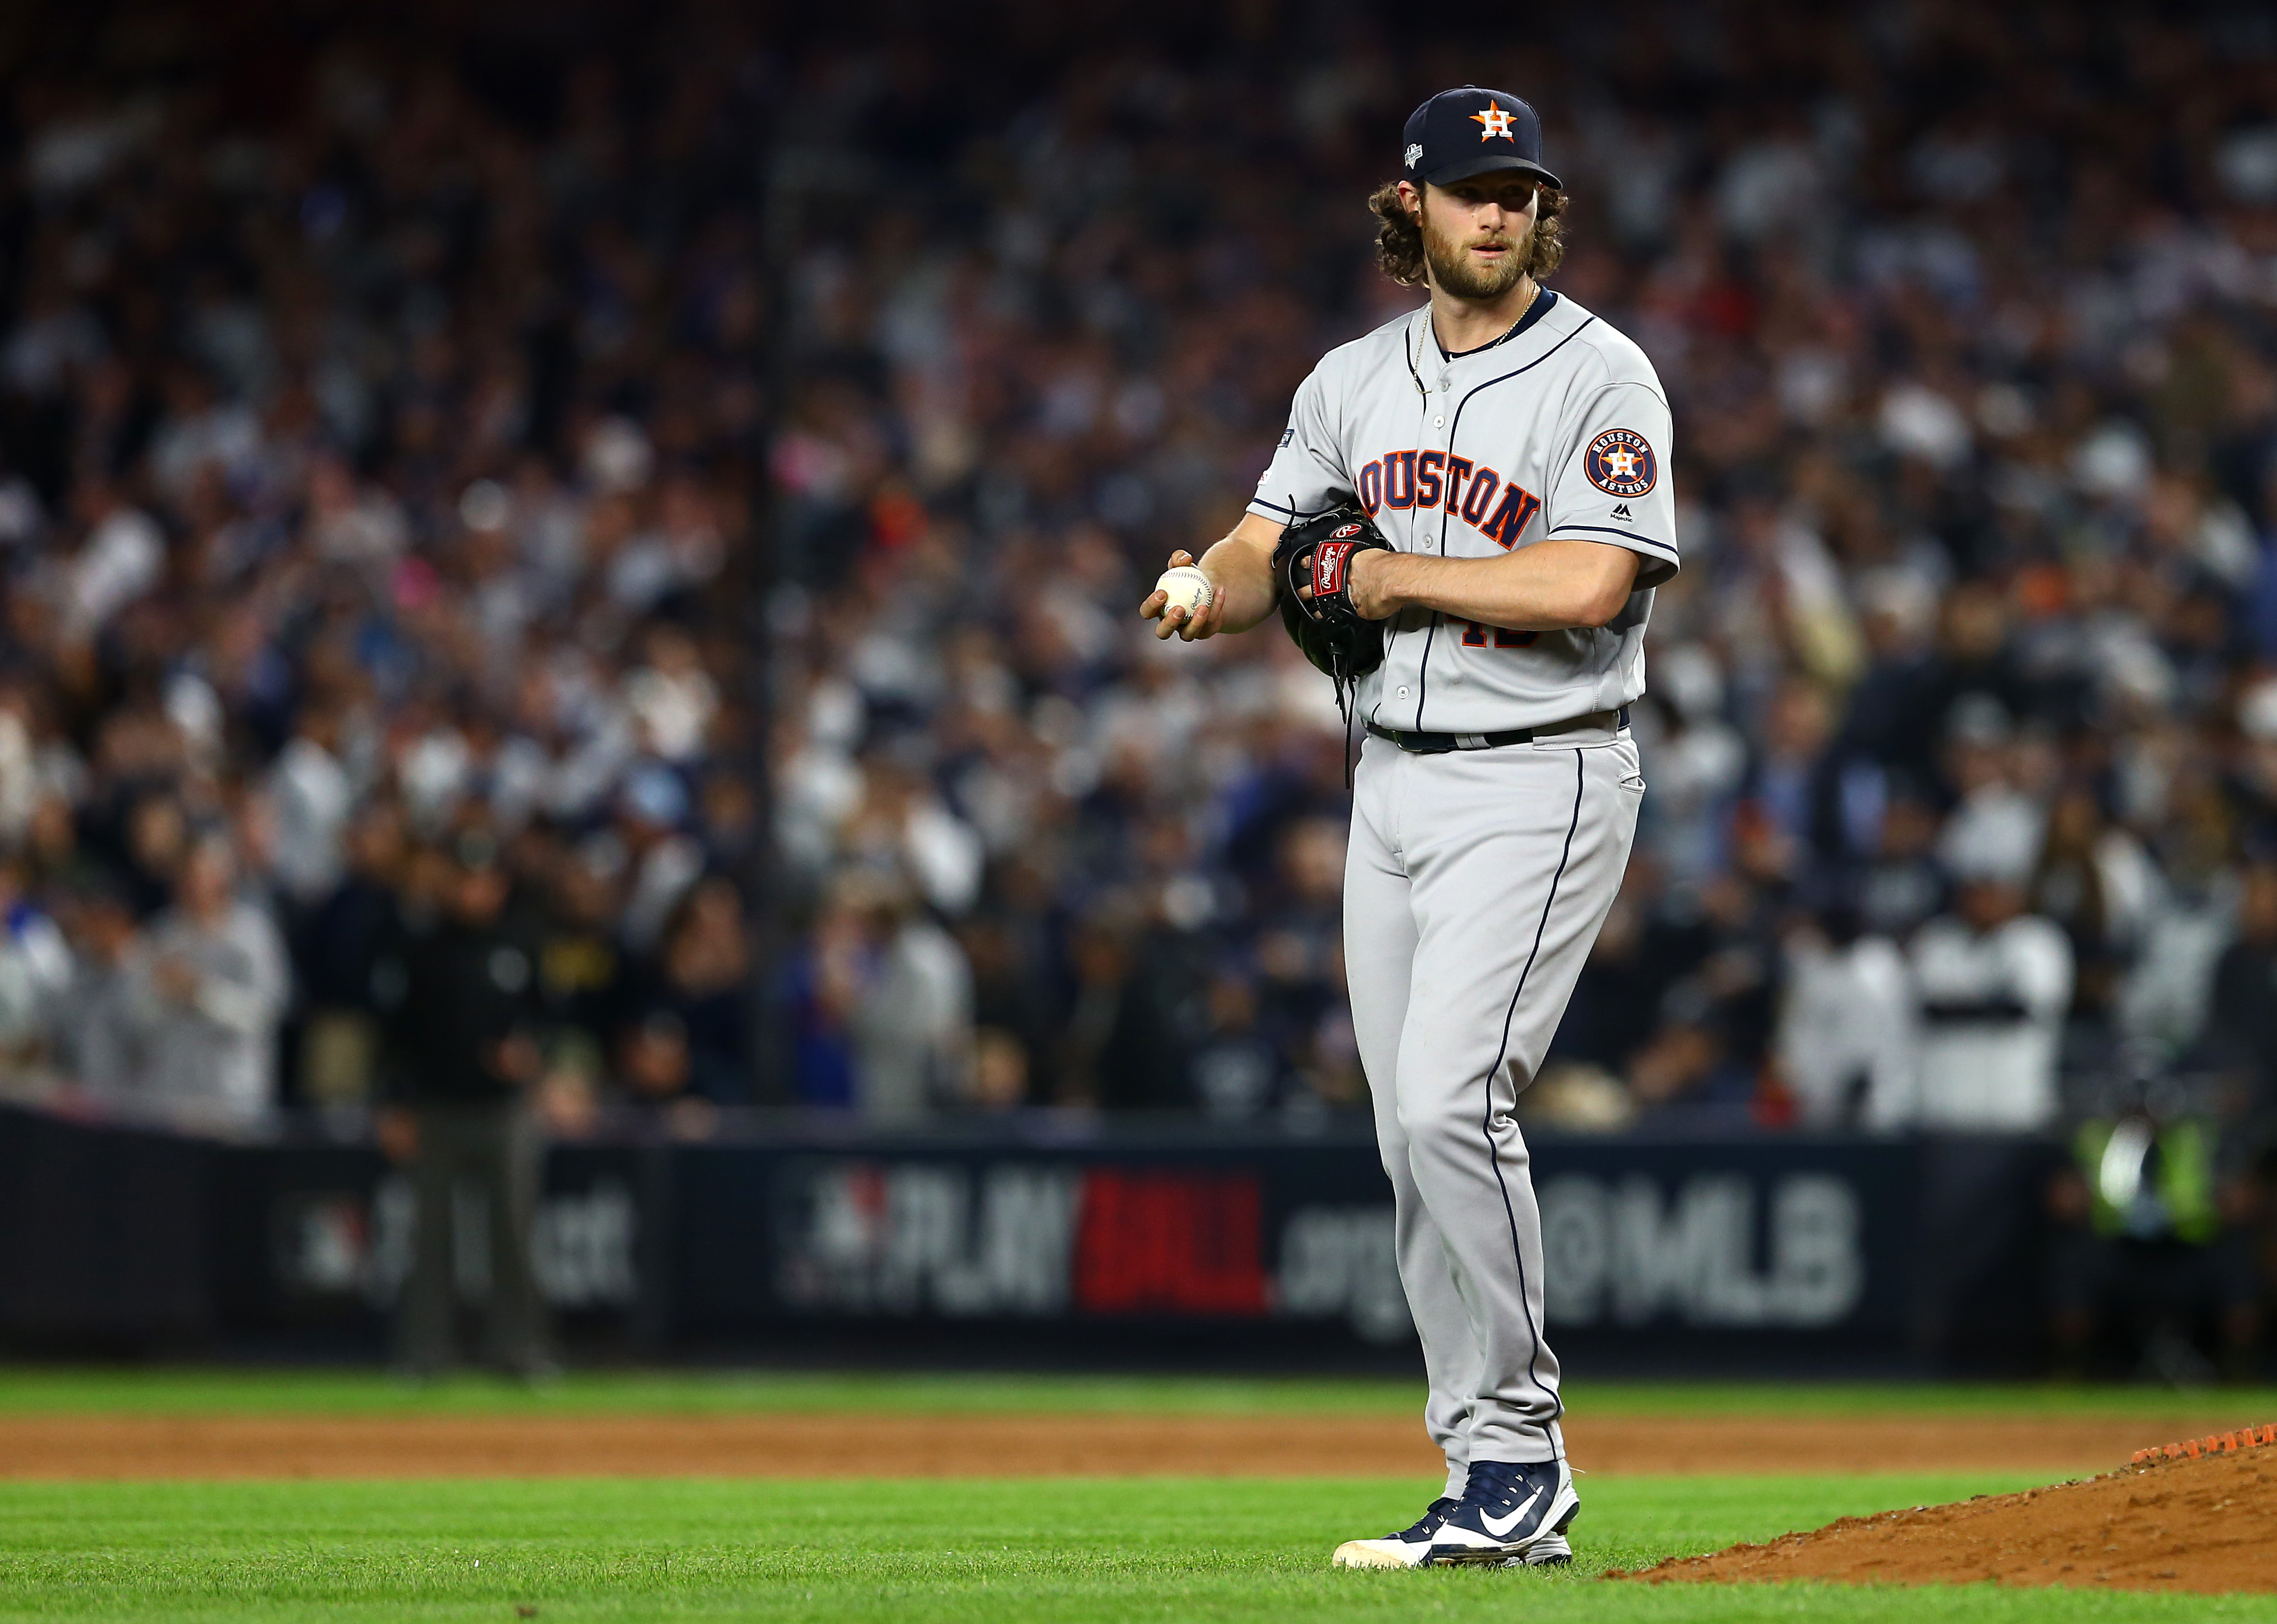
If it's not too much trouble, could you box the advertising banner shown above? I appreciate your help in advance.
[1,1106,1987,1369]
[203,1137,654,1351]
[673,1134,1920,1358]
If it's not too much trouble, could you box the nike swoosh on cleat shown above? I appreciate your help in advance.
[1477,1485,1545,1539]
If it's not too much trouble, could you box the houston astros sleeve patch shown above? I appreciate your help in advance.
[1548,376,1677,585]
[1584,429,1657,497]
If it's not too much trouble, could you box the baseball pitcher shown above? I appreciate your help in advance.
[1141,85,1675,1569]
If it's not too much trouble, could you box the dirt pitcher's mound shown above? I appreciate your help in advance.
[1619,1447,2277,1594]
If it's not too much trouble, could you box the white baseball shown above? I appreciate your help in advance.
[1155,565,1214,619]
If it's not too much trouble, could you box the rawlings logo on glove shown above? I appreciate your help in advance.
[1313,539,1360,597]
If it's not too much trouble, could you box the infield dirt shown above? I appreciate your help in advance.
[1620,1446,2277,1595]
[0,1412,2241,1479]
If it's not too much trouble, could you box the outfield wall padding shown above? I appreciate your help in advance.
[0,1105,2062,1372]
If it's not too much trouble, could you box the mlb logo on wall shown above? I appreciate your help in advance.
[1585,428,1657,498]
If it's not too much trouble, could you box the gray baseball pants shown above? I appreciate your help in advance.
[1344,718,1643,1490]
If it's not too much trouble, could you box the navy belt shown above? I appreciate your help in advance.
[1366,706,1628,755]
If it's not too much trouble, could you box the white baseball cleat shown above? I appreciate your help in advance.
[1330,1497,1457,1568]
[1424,1458,1579,1566]
[1510,1529,1572,1566]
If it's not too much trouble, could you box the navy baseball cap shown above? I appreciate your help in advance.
[1402,86,1562,191]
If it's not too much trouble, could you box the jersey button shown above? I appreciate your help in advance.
[1432,415,1444,428]
[1397,686,1411,699]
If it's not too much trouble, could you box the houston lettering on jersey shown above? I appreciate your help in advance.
[1355,451,1542,548]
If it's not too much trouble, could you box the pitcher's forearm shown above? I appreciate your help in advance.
[1196,514,1285,632]
[1358,540,1639,631]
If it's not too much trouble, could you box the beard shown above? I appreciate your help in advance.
[1421,208,1531,300]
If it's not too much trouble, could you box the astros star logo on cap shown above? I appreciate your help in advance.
[1403,85,1564,190]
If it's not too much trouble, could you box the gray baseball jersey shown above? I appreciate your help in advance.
[1247,290,1672,1495]
[1250,290,1678,733]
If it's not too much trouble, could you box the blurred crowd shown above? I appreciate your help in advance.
[0,9,771,1137]
[757,0,2277,1204]
[1,1,2276,1264]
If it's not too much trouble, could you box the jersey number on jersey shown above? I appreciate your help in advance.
[1458,621,1538,649]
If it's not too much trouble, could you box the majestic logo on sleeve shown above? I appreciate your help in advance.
[1585,428,1657,497]
[1471,106,1515,142]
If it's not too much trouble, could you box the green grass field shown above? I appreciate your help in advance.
[3,1370,2274,1622]
[2,1366,2271,1421]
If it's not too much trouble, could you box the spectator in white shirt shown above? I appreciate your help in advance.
[133,833,290,1133]
[1775,904,1915,1129]
[52,879,145,1102]
[58,480,163,642]
[267,702,355,905]
[1887,817,2074,1133]
[814,868,973,1123]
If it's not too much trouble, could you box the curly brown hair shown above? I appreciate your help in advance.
[1367,179,1567,289]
